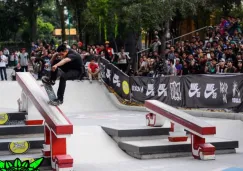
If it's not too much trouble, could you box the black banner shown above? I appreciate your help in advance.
[100,58,130,100]
[130,76,184,107]
[100,57,243,112]
[184,75,243,109]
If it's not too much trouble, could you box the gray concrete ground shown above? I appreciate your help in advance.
[0,70,243,171]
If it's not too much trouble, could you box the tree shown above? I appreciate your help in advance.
[122,0,207,58]
[0,0,24,41]
[211,0,241,16]
[17,0,50,42]
[37,17,55,41]
[67,0,88,41]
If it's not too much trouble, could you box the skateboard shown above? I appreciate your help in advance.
[42,68,64,106]
[42,82,57,105]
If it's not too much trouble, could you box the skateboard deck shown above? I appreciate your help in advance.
[42,83,57,102]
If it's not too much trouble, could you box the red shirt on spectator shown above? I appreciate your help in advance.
[96,48,101,54]
[88,62,99,73]
[106,47,113,57]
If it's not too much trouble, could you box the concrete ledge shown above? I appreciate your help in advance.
[104,86,243,121]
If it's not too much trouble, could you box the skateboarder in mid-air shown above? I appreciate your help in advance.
[42,44,83,106]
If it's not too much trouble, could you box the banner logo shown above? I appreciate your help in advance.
[220,82,228,104]
[100,63,106,78]
[158,84,167,97]
[0,113,8,125]
[170,82,181,101]
[146,84,155,96]
[188,83,201,98]
[232,81,241,103]
[113,74,121,87]
[132,85,143,93]
[122,81,130,95]
[0,158,43,170]
[106,69,111,80]
[9,141,30,154]
[204,84,217,99]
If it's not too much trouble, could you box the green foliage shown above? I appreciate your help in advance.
[0,158,43,171]
[37,17,55,41]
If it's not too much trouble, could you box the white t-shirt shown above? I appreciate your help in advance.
[0,55,7,67]
[117,52,127,64]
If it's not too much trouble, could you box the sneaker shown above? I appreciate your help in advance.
[89,80,92,84]
[42,76,55,85]
[49,99,63,106]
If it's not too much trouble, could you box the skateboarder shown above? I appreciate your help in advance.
[42,44,83,105]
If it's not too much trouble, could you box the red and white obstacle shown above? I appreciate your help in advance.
[16,72,73,171]
[145,100,216,160]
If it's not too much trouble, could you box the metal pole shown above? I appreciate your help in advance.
[68,10,71,46]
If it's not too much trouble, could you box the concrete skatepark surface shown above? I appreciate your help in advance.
[0,80,243,171]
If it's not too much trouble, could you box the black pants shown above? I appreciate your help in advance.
[0,67,7,80]
[21,66,28,72]
[50,68,80,101]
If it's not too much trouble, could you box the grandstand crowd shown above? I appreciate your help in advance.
[138,16,243,76]
[0,16,243,81]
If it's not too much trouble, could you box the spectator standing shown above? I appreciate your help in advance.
[167,46,176,60]
[150,36,161,53]
[167,59,177,76]
[19,48,29,72]
[105,41,114,62]
[0,51,8,81]
[175,58,183,75]
[117,47,129,72]
[9,52,15,67]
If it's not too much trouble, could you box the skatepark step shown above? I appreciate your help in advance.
[102,125,182,142]
[102,126,171,137]
[0,134,44,156]
[0,125,44,136]
[0,112,27,125]
[118,137,239,159]
[102,125,239,160]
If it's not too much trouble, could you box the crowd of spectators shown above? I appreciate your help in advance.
[1,16,243,81]
[0,40,130,82]
[137,16,243,77]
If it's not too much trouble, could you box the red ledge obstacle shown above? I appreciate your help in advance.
[16,72,73,171]
[145,100,216,160]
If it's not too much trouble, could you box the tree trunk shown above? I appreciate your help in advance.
[56,0,66,42]
[28,1,37,42]
[60,5,66,42]
[160,21,170,59]
[30,11,37,42]
[76,8,82,41]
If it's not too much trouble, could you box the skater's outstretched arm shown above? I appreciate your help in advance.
[52,58,71,71]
